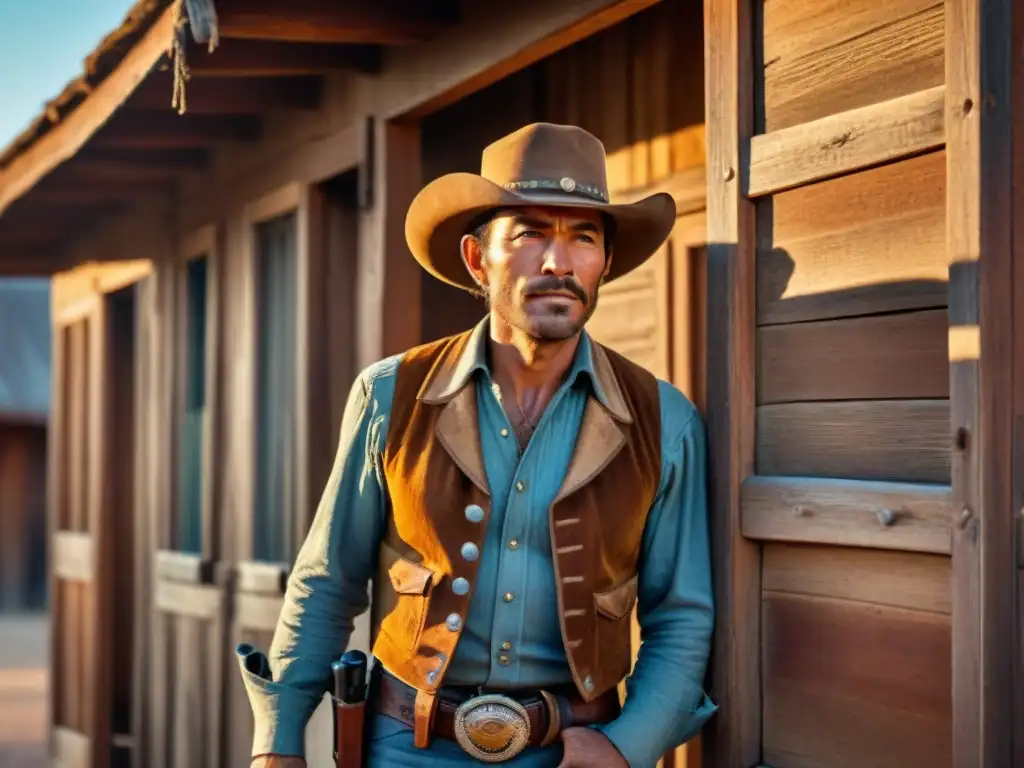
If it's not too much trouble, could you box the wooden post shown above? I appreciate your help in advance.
[356,117,423,369]
[701,0,761,765]
[945,0,1016,763]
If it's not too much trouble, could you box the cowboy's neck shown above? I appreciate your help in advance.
[487,323,580,431]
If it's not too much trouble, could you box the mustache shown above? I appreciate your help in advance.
[522,276,589,304]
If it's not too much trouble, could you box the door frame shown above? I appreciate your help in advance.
[48,261,152,768]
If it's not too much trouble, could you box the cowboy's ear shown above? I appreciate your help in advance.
[460,233,487,286]
[602,247,614,278]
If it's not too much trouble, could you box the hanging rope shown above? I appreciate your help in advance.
[170,0,190,114]
[170,0,220,115]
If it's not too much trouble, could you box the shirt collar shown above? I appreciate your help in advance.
[420,316,632,423]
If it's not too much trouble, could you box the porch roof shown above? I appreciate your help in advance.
[0,279,51,423]
[0,0,458,276]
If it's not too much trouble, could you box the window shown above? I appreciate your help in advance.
[177,256,208,554]
[253,212,298,563]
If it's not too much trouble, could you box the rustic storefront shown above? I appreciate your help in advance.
[0,0,1019,766]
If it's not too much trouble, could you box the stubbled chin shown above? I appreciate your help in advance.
[523,315,584,342]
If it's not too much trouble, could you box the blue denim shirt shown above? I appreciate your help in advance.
[237,321,717,767]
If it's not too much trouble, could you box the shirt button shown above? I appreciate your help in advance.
[445,613,462,632]
[516,481,526,493]
[498,654,510,666]
[465,504,485,523]
[507,539,518,550]
[501,641,512,651]
[452,577,470,595]
[460,542,479,562]
[583,675,595,692]
[503,592,514,603]
[500,428,509,437]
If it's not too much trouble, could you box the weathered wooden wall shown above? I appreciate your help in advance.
[752,1,951,763]
[701,0,979,764]
[0,424,47,612]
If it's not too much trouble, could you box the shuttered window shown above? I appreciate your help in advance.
[253,212,298,563]
[177,257,208,554]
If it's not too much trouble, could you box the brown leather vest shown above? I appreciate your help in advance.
[369,326,661,703]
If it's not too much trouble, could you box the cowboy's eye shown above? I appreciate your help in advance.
[576,233,596,243]
[515,229,544,239]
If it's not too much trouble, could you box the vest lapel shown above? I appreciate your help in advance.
[435,384,490,496]
[419,320,491,497]
[555,396,625,503]
[554,341,632,503]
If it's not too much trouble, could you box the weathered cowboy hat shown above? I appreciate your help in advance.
[405,122,676,291]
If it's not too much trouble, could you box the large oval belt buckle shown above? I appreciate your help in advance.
[453,693,531,763]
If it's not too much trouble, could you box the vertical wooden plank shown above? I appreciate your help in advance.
[356,118,423,369]
[946,0,1015,763]
[132,274,153,768]
[1012,0,1024,760]
[296,185,329,539]
[702,0,760,765]
[202,232,223,566]
[87,297,112,768]
[46,320,66,745]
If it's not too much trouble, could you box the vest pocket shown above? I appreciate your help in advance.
[594,573,639,621]
[380,557,434,651]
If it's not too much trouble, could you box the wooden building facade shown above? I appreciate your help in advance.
[0,0,1019,766]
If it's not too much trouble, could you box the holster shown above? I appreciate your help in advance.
[332,695,367,768]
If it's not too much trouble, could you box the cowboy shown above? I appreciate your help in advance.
[239,123,717,767]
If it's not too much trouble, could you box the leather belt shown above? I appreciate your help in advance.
[375,670,620,762]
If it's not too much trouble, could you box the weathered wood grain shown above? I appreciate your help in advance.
[757,309,949,403]
[946,0,1016,759]
[749,86,945,197]
[742,476,953,554]
[757,150,947,325]
[762,542,951,614]
[762,592,951,768]
[154,581,222,621]
[756,400,951,483]
[236,560,289,595]
[762,0,944,132]
[236,593,285,633]
[701,0,761,763]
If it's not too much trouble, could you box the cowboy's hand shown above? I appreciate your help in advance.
[251,755,306,768]
[557,726,628,768]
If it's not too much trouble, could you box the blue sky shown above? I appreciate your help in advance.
[0,0,136,150]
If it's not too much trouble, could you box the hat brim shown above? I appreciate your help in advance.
[405,172,677,292]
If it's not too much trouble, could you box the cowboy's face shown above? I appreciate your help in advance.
[462,205,612,341]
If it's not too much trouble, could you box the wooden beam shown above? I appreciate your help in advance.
[90,111,261,149]
[127,74,323,113]
[748,86,946,198]
[356,118,422,368]
[236,560,289,595]
[154,580,222,620]
[946,0,1016,761]
[52,531,94,582]
[0,251,64,277]
[182,39,380,77]
[702,0,760,763]
[381,0,661,119]
[0,5,176,216]
[741,476,954,555]
[64,148,210,181]
[214,0,454,45]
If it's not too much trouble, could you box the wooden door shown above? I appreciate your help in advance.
[149,226,227,768]
[49,270,143,768]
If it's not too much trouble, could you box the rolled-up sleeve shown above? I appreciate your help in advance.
[238,363,392,758]
[596,382,717,768]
